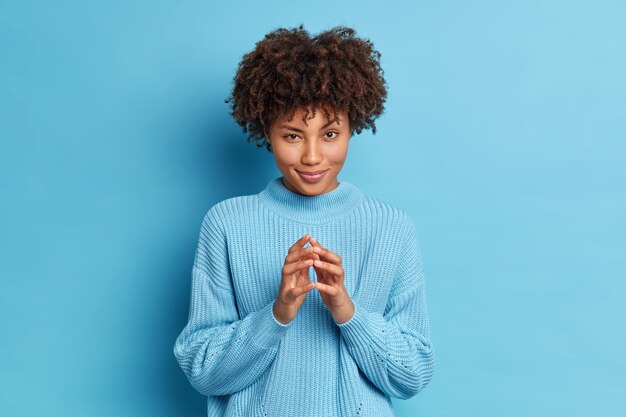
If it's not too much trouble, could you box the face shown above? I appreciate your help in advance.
[265,106,351,196]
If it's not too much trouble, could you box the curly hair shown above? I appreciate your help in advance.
[224,24,388,152]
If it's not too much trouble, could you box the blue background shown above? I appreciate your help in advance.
[1,1,625,416]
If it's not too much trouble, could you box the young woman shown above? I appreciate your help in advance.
[174,25,435,417]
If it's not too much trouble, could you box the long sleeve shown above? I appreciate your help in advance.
[335,215,435,399]
[173,206,292,396]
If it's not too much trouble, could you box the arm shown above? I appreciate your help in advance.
[335,216,435,399]
[173,206,291,396]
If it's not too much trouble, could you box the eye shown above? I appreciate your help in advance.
[284,134,300,142]
[324,131,339,140]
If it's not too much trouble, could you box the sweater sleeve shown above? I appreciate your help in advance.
[173,206,292,396]
[335,215,435,399]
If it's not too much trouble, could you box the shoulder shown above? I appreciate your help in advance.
[199,194,260,231]
[358,191,417,234]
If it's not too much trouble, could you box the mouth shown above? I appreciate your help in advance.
[296,169,329,183]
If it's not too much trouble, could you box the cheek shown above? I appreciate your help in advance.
[273,146,300,165]
[327,142,349,164]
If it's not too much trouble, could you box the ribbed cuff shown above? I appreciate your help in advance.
[250,301,292,349]
[335,301,384,351]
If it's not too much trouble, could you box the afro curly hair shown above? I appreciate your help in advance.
[224,24,388,152]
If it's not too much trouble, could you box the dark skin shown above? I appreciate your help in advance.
[273,234,355,325]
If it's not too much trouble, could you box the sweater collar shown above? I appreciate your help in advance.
[258,176,364,224]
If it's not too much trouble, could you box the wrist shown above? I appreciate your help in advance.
[333,300,355,324]
[272,301,292,325]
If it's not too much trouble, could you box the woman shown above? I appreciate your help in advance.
[173,24,434,417]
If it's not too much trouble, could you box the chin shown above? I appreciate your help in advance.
[294,181,321,195]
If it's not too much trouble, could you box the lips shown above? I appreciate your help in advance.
[297,169,328,175]
[296,169,328,183]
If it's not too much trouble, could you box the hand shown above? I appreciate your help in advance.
[308,236,355,324]
[273,234,317,324]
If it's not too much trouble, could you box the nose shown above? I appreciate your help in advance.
[301,139,323,165]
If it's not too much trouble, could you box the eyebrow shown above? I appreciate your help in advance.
[279,118,341,133]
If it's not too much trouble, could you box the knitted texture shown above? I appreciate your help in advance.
[173,177,435,417]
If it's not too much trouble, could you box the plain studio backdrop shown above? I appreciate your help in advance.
[1,1,624,416]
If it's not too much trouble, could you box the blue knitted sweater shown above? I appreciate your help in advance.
[173,176,434,417]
